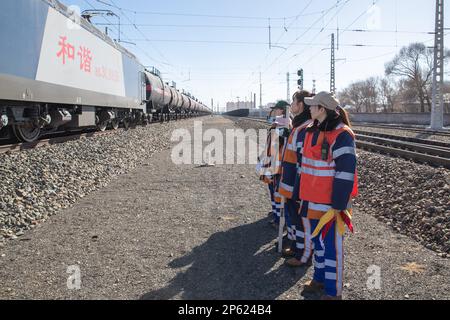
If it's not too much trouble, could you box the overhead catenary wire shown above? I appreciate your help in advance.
[239,0,351,96]
[95,0,194,88]
[122,38,421,48]
[82,0,168,67]
[285,0,357,66]
[266,0,352,68]
[324,32,450,93]
[83,0,196,95]
[94,0,326,21]
[242,0,352,96]
[105,0,174,68]
[80,0,448,107]
[288,0,380,73]
[91,23,437,35]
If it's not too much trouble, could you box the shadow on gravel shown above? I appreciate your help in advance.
[140,219,309,300]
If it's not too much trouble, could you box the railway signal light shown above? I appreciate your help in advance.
[297,69,304,90]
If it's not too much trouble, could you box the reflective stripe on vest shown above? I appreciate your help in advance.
[299,124,357,204]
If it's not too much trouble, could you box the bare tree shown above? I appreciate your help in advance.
[443,81,450,113]
[378,77,399,113]
[385,43,434,112]
[397,79,419,112]
[338,83,364,112]
[338,78,378,113]
[362,77,379,112]
[385,43,450,113]
[338,88,357,111]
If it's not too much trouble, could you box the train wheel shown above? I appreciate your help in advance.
[97,121,108,132]
[123,118,130,130]
[12,123,41,143]
[111,119,119,130]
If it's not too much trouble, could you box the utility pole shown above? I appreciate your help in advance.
[254,93,257,109]
[430,0,445,130]
[330,33,336,95]
[287,72,290,103]
[313,79,317,94]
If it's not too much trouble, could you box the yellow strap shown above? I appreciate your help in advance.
[311,209,337,238]
[311,209,353,238]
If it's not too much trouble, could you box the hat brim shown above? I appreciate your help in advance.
[304,97,318,106]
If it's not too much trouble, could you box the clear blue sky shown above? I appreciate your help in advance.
[60,0,449,111]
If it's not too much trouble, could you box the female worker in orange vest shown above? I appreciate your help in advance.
[277,91,314,263]
[259,102,289,228]
[298,91,358,300]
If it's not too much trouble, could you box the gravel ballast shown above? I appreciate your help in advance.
[355,152,450,255]
[0,119,204,242]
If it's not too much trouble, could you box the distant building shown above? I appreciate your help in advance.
[226,100,255,112]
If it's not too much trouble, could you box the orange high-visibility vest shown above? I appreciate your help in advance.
[260,128,285,184]
[299,124,358,204]
[278,120,313,199]
[270,129,284,176]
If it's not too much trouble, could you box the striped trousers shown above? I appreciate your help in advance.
[285,199,299,245]
[268,183,280,223]
[309,219,344,297]
[294,201,314,262]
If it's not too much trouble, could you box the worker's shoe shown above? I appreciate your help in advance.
[285,257,310,267]
[282,247,295,258]
[301,280,325,295]
[320,295,342,301]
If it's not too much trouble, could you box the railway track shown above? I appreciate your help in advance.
[353,123,450,137]
[353,130,450,148]
[0,129,118,155]
[235,116,450,169]
[0,116,199,155]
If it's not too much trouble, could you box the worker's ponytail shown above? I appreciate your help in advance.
[336,106,351,127]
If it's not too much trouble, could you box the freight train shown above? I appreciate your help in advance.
[0,0,211,142]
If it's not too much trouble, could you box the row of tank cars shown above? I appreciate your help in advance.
[0,0,211,142]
